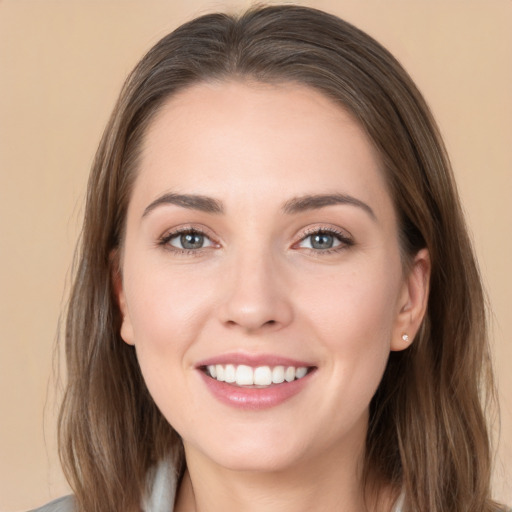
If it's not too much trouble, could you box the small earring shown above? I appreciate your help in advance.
[401,334,410,342]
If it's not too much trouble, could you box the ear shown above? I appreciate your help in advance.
[110,250,135,346]
[391,248,431,351]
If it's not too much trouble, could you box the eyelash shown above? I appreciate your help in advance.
[294,226,354,255]
[157,226,354,256]
[157,227,216,256]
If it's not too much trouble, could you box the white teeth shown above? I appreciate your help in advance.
[285,366,296,382]
[254,366,272,386]
[206,364,310,386]
[235,365,254,386]
[224,364,236,383]
[215,364,225,382]
[272,366,285,384]
[296,367,308,379]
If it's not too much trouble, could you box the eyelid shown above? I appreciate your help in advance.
[157,224,220,253]
[156,223,353,255]
[292,224,354,252]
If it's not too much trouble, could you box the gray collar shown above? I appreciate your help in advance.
[142,459,177,512]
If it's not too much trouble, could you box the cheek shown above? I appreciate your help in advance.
[297,260,402,396]
[123,267,211,429]
[120,253,228,414]
[123,255,216,349]
[301,263,401,345]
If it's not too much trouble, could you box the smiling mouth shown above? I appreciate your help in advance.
[201,364,315,387]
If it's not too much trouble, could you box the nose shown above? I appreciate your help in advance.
[218,251,294,333]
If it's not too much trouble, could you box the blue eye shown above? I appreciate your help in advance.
[298,230,352,251]
[164,230,214,250]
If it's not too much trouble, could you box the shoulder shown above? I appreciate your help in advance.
[28,495,75,512]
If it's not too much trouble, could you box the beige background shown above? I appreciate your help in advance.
[0,1,510,510]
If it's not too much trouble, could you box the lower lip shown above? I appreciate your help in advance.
[198,370,314,410]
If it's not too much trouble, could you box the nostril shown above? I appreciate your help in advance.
[224,318,279,331]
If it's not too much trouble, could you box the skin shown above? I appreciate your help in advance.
[116,81,430,512]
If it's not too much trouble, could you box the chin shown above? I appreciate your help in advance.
[212,447,305,474]
[185,429,311,474]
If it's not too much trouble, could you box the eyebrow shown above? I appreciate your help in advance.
[142,192,375,220]
[282,193,376,220]
[142,193,224,217]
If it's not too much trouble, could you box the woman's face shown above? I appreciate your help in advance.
[117,81,428,473]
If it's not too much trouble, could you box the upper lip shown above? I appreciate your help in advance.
[195,352,316,369]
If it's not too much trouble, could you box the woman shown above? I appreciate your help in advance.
[32,4,507,512]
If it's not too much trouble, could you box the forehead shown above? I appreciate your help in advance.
[132,80,393,220]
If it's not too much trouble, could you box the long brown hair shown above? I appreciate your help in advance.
[59,5,502,511]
